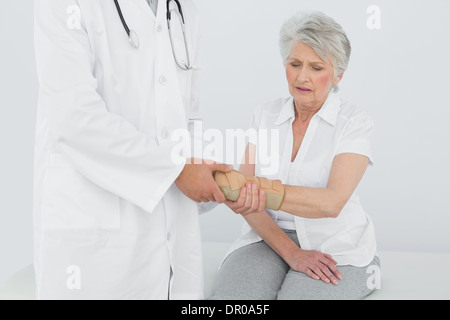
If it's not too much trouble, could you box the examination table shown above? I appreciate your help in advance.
[1,242,450,300]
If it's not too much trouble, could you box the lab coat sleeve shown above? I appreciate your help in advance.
[197,202,220,215]
[34,0,186,214]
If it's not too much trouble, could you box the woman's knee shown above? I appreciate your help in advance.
[208,241,289,300]
[277,258,381,300]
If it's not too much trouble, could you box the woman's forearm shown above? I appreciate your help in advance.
[278,154,369,219]
[243,210,299,262]
[279,185,345,219]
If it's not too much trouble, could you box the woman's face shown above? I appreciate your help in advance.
[286,41,342,111]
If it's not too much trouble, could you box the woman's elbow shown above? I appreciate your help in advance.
[322,197,346,219]
[327,208,342,219]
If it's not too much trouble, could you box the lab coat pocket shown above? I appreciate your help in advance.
[41,154,120,230]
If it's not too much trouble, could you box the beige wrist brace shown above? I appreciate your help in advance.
[214,170,285,210]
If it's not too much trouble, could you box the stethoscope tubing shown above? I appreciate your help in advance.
[166,0,184,24]
[114,0,140,48]
[114,0,130,36]
[114,0,191,70]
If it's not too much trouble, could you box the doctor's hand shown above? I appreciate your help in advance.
[175,159,233,204]
[225,183,266,217]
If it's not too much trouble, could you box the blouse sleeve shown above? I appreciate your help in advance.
[335,112,375,165]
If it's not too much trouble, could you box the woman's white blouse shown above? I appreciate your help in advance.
[226,93,378,267]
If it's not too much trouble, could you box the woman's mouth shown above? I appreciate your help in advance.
[296,87,312,94]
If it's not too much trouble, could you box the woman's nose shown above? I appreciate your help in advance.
[296,68,310,83]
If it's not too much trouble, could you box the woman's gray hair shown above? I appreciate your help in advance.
[279,11,351,92]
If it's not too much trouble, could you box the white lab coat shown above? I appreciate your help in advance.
[33,0,203,300]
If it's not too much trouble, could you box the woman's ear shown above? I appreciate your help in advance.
[334,73,344,86]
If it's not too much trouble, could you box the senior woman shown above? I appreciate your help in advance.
[209,11,380,300]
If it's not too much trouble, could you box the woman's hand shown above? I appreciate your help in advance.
[225,182,266,216]
[286,247,343,285]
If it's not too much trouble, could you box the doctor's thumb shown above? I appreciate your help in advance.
[209,162,234,174]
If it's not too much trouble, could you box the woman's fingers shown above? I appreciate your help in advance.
[243,183,253,209]
[307,265,336,285]
[320,255,343,281]
[243,184,265,215]
[224,187,246,213]
[318,262,339,285]
[300,251,342,285]
[232,186,247,209]
[304,269,320,281]
[224,183,265,216]
[236,186,247,208]
[258,189,266,212]
[229,183,253,214]
[310,266,330,284]
[324,253,339,266]
[250,184,259,211]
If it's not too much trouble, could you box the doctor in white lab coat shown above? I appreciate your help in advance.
[33,0,229,300]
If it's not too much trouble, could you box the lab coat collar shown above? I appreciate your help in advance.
[132,0,161,21]
[275,92,341,126]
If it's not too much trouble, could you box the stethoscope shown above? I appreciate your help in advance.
[113,0,192,71]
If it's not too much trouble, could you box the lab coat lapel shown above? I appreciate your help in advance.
[131,0,157,21]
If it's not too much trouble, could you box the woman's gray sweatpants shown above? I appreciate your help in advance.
[209,230,380,300]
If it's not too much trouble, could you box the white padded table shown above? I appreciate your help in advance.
[1,243,450,300]
[203,242,450,300]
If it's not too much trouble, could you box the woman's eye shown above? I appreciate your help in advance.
[313,67,323,71]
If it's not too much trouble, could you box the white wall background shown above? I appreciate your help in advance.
[1,0,449,284]
[0,0,37,285]
[196,0,450,254]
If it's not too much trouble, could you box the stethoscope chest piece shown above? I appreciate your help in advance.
[128,30,139,49]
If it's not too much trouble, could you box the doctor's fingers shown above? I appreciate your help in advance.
[199,189,221,203]
[208,161,234,174]
[224,200,240,213]
[202,194,215,203]
[211,184,227,204]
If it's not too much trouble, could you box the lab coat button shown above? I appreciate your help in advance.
[166,233,171,241]
[156,24,162,32]
[159,76,167,86]
[161,127,170,139]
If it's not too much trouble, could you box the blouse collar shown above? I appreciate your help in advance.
[275,92,341,126]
